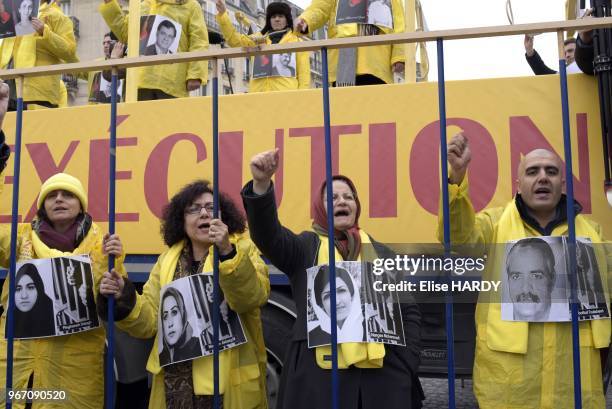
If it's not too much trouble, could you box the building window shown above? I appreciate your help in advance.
[59,0,72,16]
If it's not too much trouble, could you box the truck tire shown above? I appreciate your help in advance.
[261,292,296,409]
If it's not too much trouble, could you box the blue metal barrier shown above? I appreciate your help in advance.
[212,58,222,409]
[5,80,24,409]
[105,69,119,409]
[558,46,582,409]
[321,46,339,409]
[436,38,456,409]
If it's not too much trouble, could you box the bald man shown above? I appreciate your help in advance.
[437,133,610,409]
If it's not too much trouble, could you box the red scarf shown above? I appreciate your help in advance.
[312,175,362,261]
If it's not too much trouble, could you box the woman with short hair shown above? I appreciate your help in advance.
[99,180,270,409]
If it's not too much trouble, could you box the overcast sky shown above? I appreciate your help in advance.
[290,0,577,80]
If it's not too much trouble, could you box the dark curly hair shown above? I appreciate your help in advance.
[161,180,246,247]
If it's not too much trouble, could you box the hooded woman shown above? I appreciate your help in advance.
[99,180,269,409]
[241,149,424,409]
[0,171,126,409]
[14,263,55,339]
[159,287,202,365]
[215,0,310,92]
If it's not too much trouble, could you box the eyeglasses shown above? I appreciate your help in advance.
[185,203,214,215]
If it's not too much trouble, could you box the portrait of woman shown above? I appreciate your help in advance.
[0,0,15,38]
[308,265,364,347]
[159,287,202,366]
[14,263,55,339]
[13,0,34,36]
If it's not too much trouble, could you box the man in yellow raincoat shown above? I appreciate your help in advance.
[99,0,209,100]
[0,0,77,109]
[294,0,405,86]
[438,132,610,409]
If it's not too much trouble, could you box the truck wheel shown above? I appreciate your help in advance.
[262,293,295,409]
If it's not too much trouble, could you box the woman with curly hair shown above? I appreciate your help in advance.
[99,180,270,409]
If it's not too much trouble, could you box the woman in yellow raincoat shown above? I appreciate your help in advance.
[0,130,126,408]
[99,0,209,100]
[215,0,309,93]
[99,180,269,409]
[0,0,77,109]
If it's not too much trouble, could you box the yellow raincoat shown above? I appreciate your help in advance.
[116,232,269,409]
[438,179,611,409]
[0,1,77,106]
[299,0,405,84]
[0,210,126,408]
[99,0,209,98]
[216,12,310,92]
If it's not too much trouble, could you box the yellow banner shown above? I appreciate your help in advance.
[0,74,609,254]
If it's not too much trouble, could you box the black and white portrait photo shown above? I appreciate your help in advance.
[271,52,296,77]
[190,274,247,355]
[575,238,609,320]
[306,263,365,348]
[13,262,55,338]
[361,263,405,345]
[335,0,367,25]
[11,0,38,37]
[158,273,246,367]
[158,284,203,367]
[501,237,570,322]
[89,73,124,104]
[10,255,99,339]
[366,0,393,29]
[141,15,181,56]
[53,256,99,335]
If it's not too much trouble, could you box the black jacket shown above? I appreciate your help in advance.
[525,50,557,75]
[575,36,594,75]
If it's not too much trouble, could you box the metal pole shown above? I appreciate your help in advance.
[5,76,24,409]
[436,38,456,409]
[321,46,339,409]
[557,30,582,409]
[105,66,119,409]
[211,58,221,409]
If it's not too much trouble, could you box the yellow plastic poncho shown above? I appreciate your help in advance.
[0,218,126,409]
[99,0,209,98]
[216,11,310,93]
[116,232,269,409]
[0,1,77,106]
[299,0,405,84]
[438,178,611,409]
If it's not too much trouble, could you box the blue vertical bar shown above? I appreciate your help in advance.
[558,47,582,409]
[212,58,221,409]
[5,79,24,409]
[321,47,339,409]
[436,38,456,409]
[105,69,119,409]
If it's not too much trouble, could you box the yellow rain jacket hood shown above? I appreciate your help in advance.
[438,178,611,409]
[0,203,126,408]
[99,0,209,98]
[299,0,405,84]
[0,2,77,106]
[116,232,269,409]
[216,11,310,93]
